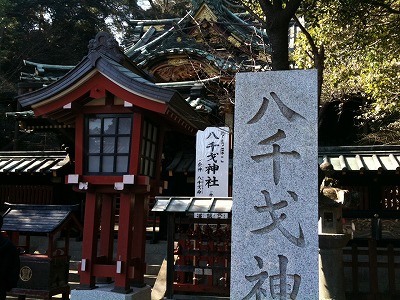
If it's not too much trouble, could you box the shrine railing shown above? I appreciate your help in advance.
[343,239,400,299]
[0,185,53,205]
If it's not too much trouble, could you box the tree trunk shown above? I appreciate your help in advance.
[267,25,291,70]
[256,0,302,71]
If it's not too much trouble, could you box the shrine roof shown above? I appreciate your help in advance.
[319,146,400,173]
[2,203,81,234]
[152,196,232,213]
[0,151,70,174]
[16,32,209,132]
[17,1,270,106]
[125,0,270,71]
[17,38,161,108]
[134,47,259,72]
[165,146,400,174]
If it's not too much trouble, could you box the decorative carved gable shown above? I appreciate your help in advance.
[193,3,218,22]
[151,58,218,82]
[88,32,124,64]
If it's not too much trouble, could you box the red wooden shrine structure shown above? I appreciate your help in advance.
[16,32,207,293]
[152,196,232,298]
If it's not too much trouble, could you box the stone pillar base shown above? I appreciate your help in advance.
[319,233,350,300]
[71,284,151,300]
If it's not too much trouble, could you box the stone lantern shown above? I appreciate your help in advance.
[319,161,351,300]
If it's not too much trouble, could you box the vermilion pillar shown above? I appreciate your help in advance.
[113,192,135,293]
[98,194,115,283]
[80,191,100,289]
[131,193,149,286]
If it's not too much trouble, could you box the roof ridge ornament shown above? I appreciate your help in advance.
[192,0,222,7]
[192,0,223,14]
[88,31,125,64]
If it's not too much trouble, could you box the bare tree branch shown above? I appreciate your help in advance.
[238,1,267,27]
[293,14,324,106]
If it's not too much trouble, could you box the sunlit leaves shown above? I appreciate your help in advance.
[294,0,400,118]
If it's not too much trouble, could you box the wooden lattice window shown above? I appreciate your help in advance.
[140,120,158,178]
[85,114,132,175]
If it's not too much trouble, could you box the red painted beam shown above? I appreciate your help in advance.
[33,72,103,117]
[77,175,150,186]
[90,264,136,279]
[92,264,117,277]
[32,73,168,117]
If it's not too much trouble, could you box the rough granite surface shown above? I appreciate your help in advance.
[71,284,151,300]
[232,70,319,299]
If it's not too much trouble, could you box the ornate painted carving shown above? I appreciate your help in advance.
[152,60,217,82]
[155,64,197,82]
[227,35,242,48]
[88,32,124,64]
[193,4,218,22]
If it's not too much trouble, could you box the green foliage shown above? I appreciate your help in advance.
[0,0,143,96]
[294,0,400,128]
[145,0,192,18]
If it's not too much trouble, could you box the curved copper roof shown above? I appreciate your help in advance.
[319,146,400,172]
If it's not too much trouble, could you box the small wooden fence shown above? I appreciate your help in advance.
[343,239,400,299]
[0,185,53,205]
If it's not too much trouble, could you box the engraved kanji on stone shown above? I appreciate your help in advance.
[270,255,301,299]
[243,255,301,300]
[250,129,300,185]
[251,190,305,248]
[242,256,269,300]
[247,92,305,185]
[247,92,306,124]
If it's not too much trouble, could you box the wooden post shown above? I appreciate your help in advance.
[79,191,99,289]
[113,192,134,293]
[368,239,378,297]
[166,213,175,299]
[98,193,115,283]
[388,243,395,296]
[131,193,149,286]
[351,243,359,295]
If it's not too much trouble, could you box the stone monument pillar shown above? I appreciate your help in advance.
[232,70,319,299]
[319,161,351,300]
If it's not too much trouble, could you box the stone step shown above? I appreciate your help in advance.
[69,269,80,283]
[70,260,80,270]
[147,263,162,275]
[144,274,157,287]
[145,263,161,287]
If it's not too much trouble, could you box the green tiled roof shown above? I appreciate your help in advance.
[126,0,271,72]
